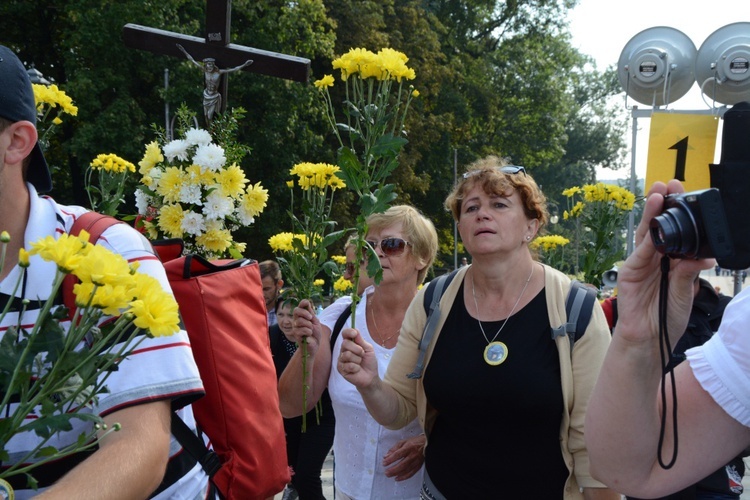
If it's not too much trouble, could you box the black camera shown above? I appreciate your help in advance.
[649,188,733,260]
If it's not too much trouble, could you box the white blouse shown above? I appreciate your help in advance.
[687,285,750,426]
[322,287,424,499]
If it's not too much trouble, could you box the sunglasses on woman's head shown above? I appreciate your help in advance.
[462,165,526,179]
[365,237,411,257]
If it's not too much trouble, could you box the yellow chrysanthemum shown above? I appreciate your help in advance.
[562,186,581,198]
[269,233,308,253]
[196,227,233,254]
[331,255,347,265]
[289,162,345,190]
[411,89,420,98]
[332,48,378,80]
[157,204,185,237]
[185,164,217,186]
[73,244,135,288]
[268,232,295,253]
[333,276,353,293]
[530,235,571,252]
[156,166,186,204]
[139,141,164,175]
[74,281,133,316]
[313,279,325,287]
[215,163,248,198]
[376,48,415,82]
[241,182,269,218]
[30,231,91,273]
[128,273,180,337]
[314,74,335,89]
[90,153,136,174]
[32,83,78,116]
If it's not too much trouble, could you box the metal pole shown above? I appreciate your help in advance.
[733,269,742,296]
[626,106,639,256]
[453,148,458,270]
[164,68,171,140]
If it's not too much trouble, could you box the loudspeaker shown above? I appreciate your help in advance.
[602,267,618,288]
[695,22,750,105]
[618,26,697,106]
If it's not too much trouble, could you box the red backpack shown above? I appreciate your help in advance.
[65,212,290,499]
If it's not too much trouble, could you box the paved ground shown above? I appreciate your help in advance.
[275,269,750,499]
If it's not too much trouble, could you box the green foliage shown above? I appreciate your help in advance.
[0,0,629,265]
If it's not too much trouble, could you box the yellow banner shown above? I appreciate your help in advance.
[646,113,719,192]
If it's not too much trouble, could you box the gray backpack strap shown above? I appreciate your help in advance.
[406,270,459,380]
[551,280,597,357]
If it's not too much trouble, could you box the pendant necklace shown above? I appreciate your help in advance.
[368,295,398,348]
[471,265,534,366]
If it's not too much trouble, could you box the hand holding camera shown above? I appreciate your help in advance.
[615,180,713,348]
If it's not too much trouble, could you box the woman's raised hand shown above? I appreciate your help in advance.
[292,299,323,355]
[337,328,380,389]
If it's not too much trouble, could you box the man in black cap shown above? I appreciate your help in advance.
[0,45,211,498]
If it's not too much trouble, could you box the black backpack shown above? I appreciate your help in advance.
[407,269,597,379]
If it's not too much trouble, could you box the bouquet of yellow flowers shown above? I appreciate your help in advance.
[314,47,418,323]
[134,122,268,259]
[0,230,178,488]
[269,162,346,430]
[561,183,636,288]
[31,83,78,146]
[530,234,570,271]
[85,153,137,217]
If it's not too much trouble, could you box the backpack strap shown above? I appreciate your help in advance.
[329,306,353,352]
[407,269,460,380]
[171,414,223,480]
[62,212,123,318]
[551,280,597,357]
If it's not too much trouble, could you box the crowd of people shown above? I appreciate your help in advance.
[3,41,750,499]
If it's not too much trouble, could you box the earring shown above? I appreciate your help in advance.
[525,235,531,241]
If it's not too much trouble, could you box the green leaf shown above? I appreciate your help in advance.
[370,133,408,158]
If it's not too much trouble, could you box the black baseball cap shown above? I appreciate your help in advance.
[0,45,52,193]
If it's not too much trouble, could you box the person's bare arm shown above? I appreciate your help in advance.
[37,400,171,499]
[585,180,750,497]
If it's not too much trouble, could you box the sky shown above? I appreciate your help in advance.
[567,0,748,180]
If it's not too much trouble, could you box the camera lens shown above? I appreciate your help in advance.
[649,207,699,258]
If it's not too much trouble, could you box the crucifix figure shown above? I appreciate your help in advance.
[177,44,252,125]
[122,0,310,126]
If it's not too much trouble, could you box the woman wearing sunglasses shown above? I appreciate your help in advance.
[336,156,619,499]
[278,205,439,500]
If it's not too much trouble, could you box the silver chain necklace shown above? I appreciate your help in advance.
[471,265,534,365]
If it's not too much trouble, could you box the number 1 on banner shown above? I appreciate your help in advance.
[646,113,718,192]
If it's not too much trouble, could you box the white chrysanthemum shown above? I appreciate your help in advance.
[181,211,206,236]
[134,190,152,215]
[163,139,190,163]
[235,205,256,226]
[179,183,203,206]
[203,189,234,220]
[185,128,212,146]
[205,218,224,231]
[192,143,226,171]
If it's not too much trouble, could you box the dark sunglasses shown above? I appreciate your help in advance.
[364,237,411,257]
[462,165,526,179]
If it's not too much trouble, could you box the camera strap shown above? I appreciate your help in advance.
[657,255,679,469]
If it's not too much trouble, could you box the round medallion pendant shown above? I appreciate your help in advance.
[483,341,508,366]
[0,478,14,499]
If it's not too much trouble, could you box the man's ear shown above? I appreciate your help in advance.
[278,279,284,289]
[3,121,38,167]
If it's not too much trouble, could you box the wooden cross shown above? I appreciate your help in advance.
[122,0,310,123]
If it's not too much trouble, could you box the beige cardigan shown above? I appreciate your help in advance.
[383,264,611,498]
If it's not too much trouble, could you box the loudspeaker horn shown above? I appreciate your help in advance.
[602,266,618,288]
[618,26,697,106]
[695,22,750,105]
